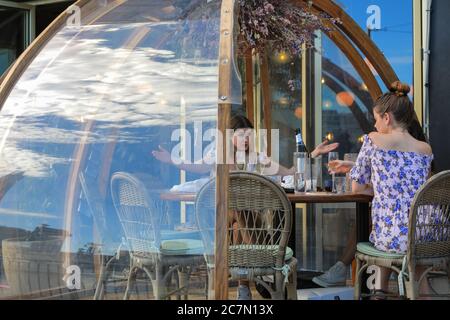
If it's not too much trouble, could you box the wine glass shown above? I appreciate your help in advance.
[328,152,339,193]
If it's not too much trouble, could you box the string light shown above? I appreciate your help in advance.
[358,135,365,143]
[325,132,334,141]
[278,52,288,63]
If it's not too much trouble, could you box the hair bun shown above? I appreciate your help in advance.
[389,81,410,97]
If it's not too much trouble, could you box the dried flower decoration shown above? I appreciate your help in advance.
[238,0,340,56]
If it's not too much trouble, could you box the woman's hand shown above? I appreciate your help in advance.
[328,160,355,174]
[311,140,339,158]
[152,145,172,164]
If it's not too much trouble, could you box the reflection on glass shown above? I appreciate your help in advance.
[0,0,226,300]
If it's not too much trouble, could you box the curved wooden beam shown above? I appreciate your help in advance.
[0,0,87,109]
[0,64,13,88]
[293,0,399,88]
[322,57,373,113]
[321,21,383,102]
[0,171,24,202]
[322,72,373,134]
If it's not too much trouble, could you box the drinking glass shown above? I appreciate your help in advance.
[328,152,339,193]
[344,153,358,192]
[293,152,309,192]
[334,176,346,194]
[293,152,308,174]
[294,172,305,192]
[305,157,321,192]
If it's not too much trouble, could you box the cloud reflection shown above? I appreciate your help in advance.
[0,21,222,177]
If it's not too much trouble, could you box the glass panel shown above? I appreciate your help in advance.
[0,0,224,300]
[338,0,414,89]
[264,51,302,169]
[296,35,368,278]
[297,29,383,282]
[321,34,372,157]
[297,204,355,274]
[0,6,27,76]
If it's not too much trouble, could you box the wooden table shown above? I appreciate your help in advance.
[161,191,372,244]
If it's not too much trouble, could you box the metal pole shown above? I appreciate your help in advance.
[423,0,433,140]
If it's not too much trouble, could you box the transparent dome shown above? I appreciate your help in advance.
[0,0,240,300]
[0,0,406,301]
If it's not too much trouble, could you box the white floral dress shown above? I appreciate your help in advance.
[350,135,433,254]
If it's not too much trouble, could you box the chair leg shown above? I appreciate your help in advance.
[94,255,117,300]
[173,271,181,300]
[207,268,215,300]
[93,254,106,300]
[178,267,190,300]
[272,272,284,300]
[150,263,167,300]
[204,269,209,300]
[286,267,298,300]
[406,270,418,300]
[123,266,137,300]
[354,256,362,300]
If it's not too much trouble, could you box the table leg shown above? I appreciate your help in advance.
[356,202,370,296]
[288,202,297,254]
[356,202,370,242]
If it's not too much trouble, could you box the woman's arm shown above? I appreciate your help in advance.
[258,158,295,176]
[352,181,374,195]
[152,145,212,174]
[276,164,296,176]
[176,162,213,174]
[311,140,340,158]
[266,140,340,176]
[328,160,355,174]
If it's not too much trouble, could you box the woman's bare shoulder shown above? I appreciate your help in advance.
[415,141,433,155]
[369,132,432,155]
[368,132,383,145]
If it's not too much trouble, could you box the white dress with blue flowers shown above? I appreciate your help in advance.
[350,135,433,254]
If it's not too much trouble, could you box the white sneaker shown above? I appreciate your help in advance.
[312,261,347,287]
[237,285,252,300]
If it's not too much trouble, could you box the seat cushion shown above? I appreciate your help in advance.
[161,230,201,241]
[160,239,204,256]
[357,242,405,259]
[285,246,294,261]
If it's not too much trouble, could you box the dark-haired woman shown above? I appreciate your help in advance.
[152,114,338,175]
[153,114,338,299]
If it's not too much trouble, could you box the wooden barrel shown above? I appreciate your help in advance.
[2,236,65,298]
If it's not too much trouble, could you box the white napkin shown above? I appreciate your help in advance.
[281,175,294,189]
[170,178,210,193]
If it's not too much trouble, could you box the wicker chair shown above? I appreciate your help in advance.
[354,170,450,300]
[195,172,297,300]
[110,172,205,300]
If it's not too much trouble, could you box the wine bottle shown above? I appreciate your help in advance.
[294,128,310,193]
[295,128,309,154]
